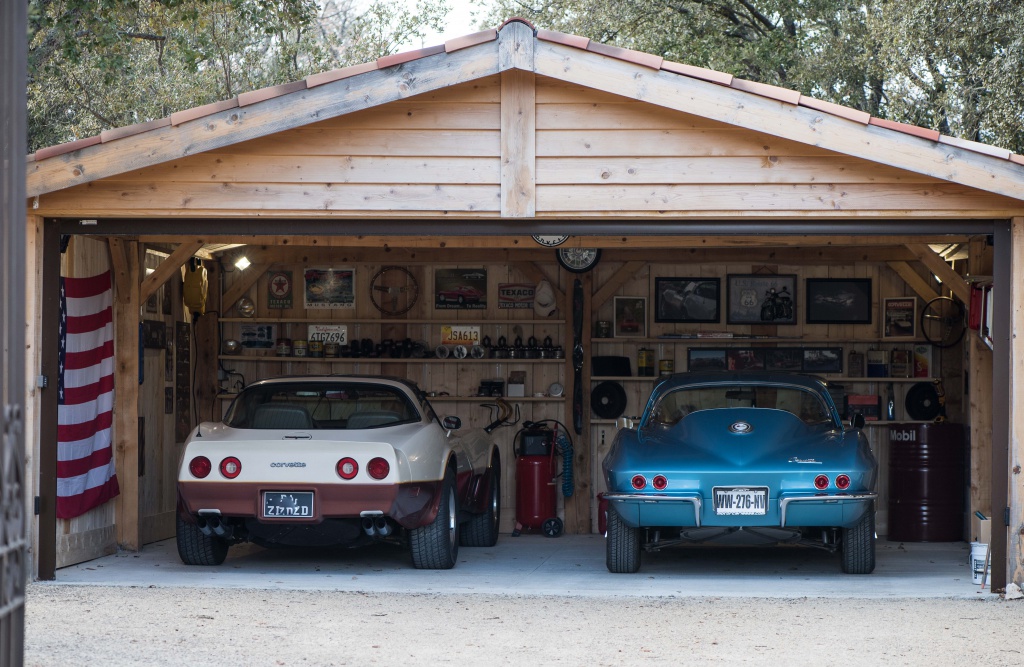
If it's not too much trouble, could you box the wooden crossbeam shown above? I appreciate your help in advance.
[905,243,970,303]
[139,240,205,303]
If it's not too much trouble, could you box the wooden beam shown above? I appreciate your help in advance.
[139,240,204,303]
[886,261,939,303]
[498,19,533,72]
[967,238,993,542]
[114,241,140,550]
[194,261,220,423]
[592,261,647,309]
[533,40,1024,201]
[107,238,131,299]
[500,68,536,218]
[511,261,564,314]
[222,263,272,314]
[905,243,970,303]
[27,43,501,196]
[1011,216,1024,586]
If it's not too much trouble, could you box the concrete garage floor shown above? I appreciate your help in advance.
[48,534,993,599]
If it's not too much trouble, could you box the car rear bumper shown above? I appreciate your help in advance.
[178,479,442,529]
[605,492,875,529]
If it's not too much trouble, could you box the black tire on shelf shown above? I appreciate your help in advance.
[410,467,460,569]
[919,296,967,348]
[542,517,563,537]
[840,503,876,574]
[605,506,641,573]
[460,454,500,547]
[176,513,229,566]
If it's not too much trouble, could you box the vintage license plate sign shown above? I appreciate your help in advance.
[713,486,768,515]
[262,491,315,518]
[441,325,480,345]
[307,324,348,344]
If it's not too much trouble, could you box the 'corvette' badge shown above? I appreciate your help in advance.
[729,421,752,433]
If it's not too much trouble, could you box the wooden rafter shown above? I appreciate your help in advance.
[139,240,204,303]
[885,261,939,304]
[592,261,646,309]
[905,243,970,303]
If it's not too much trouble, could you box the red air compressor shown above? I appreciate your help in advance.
[512,422,571,537]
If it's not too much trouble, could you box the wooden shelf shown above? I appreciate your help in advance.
[591,337,928,345]
[217,393,564,402]
[222,317,565,325]
[590,418,940,426]
[218,355,565,364]
[589,375,937,383]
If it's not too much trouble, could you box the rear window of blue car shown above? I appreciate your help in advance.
[224,382,420,429]
[648,384,833,427]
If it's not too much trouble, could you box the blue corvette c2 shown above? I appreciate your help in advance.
[602,372,878,574]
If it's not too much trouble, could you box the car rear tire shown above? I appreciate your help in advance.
[176,514,229,566]
[461,455,501,547]
[606,506,641,573]
[410,468,460,569]
[840,503,876,574]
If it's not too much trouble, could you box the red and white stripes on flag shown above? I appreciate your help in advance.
[58,270,119,519]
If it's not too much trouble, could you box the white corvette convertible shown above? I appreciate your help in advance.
[176,376,501,569]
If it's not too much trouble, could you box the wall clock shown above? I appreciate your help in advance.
[532,235,569,247]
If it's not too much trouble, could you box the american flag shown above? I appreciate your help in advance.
[58,271,119,519]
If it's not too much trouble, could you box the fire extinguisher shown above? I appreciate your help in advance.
[511,420,574,537]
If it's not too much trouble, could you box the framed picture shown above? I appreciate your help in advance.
[882,296,918,339]
[613,296,647,337]
[805,278,872,324]
[726,274,797,325]
[802,347,843,373]
[435,267,487,310]
[654,278,720,323]
[727,348,765,371]
[687,348,727,371]
[764,347,804,371]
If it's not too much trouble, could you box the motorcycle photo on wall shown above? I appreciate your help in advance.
[726,274,797,325]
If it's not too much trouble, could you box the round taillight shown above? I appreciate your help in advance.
[836,474,851,490]
[652,475,668,490]
[814,474,830,490]
[189,456,211,479]
[220,456,241,479]
[367,457,390,480]
[631,474,647,490]
[337,457,358,480]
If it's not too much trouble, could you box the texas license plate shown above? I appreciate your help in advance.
[713,487,768,515]
[262,491,315,518]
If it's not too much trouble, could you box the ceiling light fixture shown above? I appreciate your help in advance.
[234,255,251,270]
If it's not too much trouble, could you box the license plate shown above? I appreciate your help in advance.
[262,491,315,518]
[713,487,768,515]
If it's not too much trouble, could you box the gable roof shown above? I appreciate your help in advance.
[26,18,1024,202]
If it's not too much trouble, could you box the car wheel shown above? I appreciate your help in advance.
[542,517,563,537]
[410,468,460,569]
[176,513,229,566]
[840,503,876,574]
[460,455,500,547]
[606,506,641,573]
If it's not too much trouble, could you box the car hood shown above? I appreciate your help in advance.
[637,408,847,469]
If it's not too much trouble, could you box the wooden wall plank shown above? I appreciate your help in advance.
[536,128,834,157]
[537,102,729,130]
[313,102,499,130]
[114,241,141,550]
[213,128,499,157]
[500,68,536,218]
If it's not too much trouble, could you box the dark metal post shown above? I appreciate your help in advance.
[991,222,1010,590]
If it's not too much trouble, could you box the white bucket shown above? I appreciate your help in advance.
[970,542,989,585]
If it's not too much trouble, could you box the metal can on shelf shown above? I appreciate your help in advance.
[308,340,324,357]
[659,359,674,376]
[595,320,612,338]
[324,341,339,357]
[292,339,307,357]
[276,338,292,356]
[638,347,655,377]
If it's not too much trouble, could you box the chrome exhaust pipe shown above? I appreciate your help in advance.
[209,517,234,539]
[374,517,392,537]
[197,516,214,537]
[361,517,377,536]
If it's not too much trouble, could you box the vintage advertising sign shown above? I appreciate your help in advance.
[267,270,293,309]
[883,297,917,339]
[307,324,348,345]
[441,325,481,345]
[498,282,534,309]
[304,268,355,309]
[434,267,486,310]
[240,323,276,348]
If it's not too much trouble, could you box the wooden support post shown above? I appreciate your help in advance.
[500,67,536,218]
[967,239,993,536]
[37,218,61,580]
[1009,217,1024,586]
[562,271,593,534]
[113,241,141,550]
[194,259,220,423]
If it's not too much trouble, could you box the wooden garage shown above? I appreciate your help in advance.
[23,20,1024,588]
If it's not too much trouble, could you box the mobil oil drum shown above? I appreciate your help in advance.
[888,423,965,541]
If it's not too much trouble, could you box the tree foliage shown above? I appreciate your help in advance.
[27,0,450,151]
[483,0,1024,152]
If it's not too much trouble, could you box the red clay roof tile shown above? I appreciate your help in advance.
[26,153,35,162]
[170,98,239,126]
[100,117,172,143]
[498,17,537,31]
[1010,154,1024,166]
[586,40,663,69]
[938,135,1012,160]
[869,117,940,142]
[445,29,498,53]
[238,80,307,107]
[306,62,379,88]
[729,78,801,105]
[660,60,733,86]
[34,135,102,161]
[536,28,590,50]
[798,96,870,124]
[377,44,445,69]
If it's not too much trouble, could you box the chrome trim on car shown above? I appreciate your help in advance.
[602,493,703,527]
[779,493,877,527]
